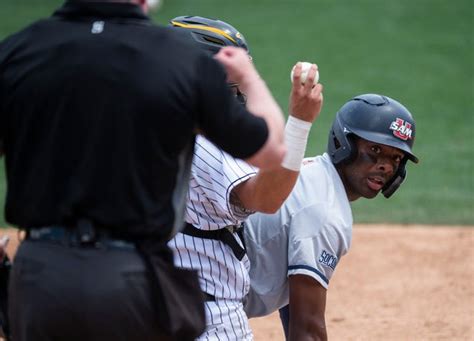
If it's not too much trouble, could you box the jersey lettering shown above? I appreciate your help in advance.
[319,250,338,270]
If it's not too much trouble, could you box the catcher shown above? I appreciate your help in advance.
[243,94,419,340]
[168,16,323,340]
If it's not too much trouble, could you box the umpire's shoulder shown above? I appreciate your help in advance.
[0,19,48,58]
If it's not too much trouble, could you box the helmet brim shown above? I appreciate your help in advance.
[351,129,419,164]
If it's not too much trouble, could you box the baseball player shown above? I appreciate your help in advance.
[243,94,419,340]
[168,16,323,340]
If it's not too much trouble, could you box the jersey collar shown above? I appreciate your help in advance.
[53,1,150,22]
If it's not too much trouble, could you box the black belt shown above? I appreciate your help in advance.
[25,219,135,250]
[181,223,246,261]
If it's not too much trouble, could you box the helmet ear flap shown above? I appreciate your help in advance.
[382,158,408,198]
[328,119,357,165]
[342,135,357,165]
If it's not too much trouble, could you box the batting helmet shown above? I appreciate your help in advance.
[327,94,418,198]
[169,16,250,55]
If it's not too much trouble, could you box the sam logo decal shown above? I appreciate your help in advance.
[319,250,337,270]
[390,118,413,141]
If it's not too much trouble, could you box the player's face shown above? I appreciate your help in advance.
[339,138,405,201]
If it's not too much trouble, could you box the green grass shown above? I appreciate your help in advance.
[1,0,473,225]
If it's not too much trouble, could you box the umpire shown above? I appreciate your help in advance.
[0,0,286,340]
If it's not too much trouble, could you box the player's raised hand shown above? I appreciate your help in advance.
[289,62,323,124]
[214,46,257,86]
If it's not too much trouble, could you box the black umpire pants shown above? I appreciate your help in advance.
[8,239,171,341]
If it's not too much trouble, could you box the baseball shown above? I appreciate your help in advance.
[291,62,319,86]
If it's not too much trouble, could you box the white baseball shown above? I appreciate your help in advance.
[146,0,163,10]
[290,62,319,85]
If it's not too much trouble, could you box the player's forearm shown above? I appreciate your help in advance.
[240,75,286,170]
[234,114,314,213]
[234,167,298,214]
[288,275,328,341]
[289,319,328,341]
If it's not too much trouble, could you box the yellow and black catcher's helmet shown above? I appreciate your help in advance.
[169,16,249,55]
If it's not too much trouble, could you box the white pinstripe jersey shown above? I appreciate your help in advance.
[168,135,258,301]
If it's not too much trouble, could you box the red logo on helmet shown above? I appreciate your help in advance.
[390,118,413,141]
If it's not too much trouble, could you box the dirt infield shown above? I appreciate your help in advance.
[249,225,474,340]
[3,225,473,340]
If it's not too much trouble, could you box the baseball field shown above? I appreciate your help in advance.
[1,0,473,340]
[2,225,473,340]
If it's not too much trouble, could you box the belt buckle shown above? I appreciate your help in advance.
[76,219,96,245]
[226,223,243,234]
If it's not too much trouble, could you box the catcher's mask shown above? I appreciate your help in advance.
[327,94,418,198]
[169,16,250,104]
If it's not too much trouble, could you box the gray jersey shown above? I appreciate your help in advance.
[244,153,353,318]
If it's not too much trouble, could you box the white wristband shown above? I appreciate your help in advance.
[281,116,312,171]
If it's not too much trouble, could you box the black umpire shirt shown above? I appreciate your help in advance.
[0,1,268,241]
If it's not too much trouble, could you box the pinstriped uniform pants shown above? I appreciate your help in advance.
[198,299,252,341]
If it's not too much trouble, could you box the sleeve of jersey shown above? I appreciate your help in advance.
[191,137,258,223]
[287,204,349,289]
[195,54,269,160]
[221,151,258,220]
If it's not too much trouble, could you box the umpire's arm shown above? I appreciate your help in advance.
[288,274,328,341]
[213,47,286,170]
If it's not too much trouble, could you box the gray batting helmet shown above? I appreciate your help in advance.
[327,94,418,198]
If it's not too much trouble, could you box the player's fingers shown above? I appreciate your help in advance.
[311,83,323,97]
[316,87,323,104]
[303,64,318,91]
[291,62,303,86]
